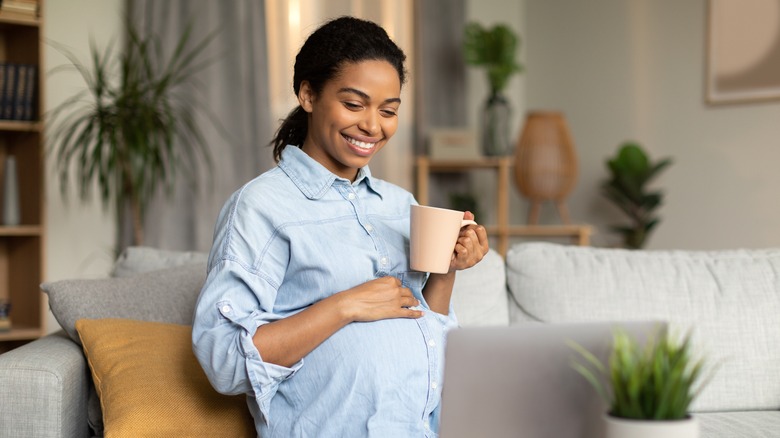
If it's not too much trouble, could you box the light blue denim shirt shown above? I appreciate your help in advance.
[192,146,458,438]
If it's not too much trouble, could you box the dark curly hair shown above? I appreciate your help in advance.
[270,16,408,162]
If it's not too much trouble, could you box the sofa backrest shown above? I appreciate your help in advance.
[505,242,780,412]
[451,248,510,327]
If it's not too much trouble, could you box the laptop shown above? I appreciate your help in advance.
[438,320,666,438]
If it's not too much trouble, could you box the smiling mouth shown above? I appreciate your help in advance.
[344,135,377,150]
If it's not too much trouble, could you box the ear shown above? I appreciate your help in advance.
[298,81,315,113]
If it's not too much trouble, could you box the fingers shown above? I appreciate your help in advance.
[450,223,489,270]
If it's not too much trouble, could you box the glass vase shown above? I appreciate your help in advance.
[481,92,512,156]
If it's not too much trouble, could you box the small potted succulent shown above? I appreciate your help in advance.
[571,327,709,438]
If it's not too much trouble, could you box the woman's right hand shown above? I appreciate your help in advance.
[337,276,424,322]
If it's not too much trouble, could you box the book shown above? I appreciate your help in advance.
[0,64,5,119]
[11,64,27,120]
[21,64,36,121]
[1,63,17,120]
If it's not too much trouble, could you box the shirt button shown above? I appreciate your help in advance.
[380,257,388,266]
[431,382,438,389]
[347,193,356,200]
[365,224,374,232]
[424,422,430,430]
[221,305,232,314]
[428,339,436,347]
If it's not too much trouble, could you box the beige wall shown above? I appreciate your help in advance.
[41,0,780,333]
[524,0,780,250]
[44,0,123,332]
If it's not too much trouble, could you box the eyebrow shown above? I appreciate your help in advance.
[337,87,401,104]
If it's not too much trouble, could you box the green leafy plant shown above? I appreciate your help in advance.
[48,17,218,249]
[602,142,672,249]
[449,192,480,223]
[570,328,707,421]
[462,22,523,95]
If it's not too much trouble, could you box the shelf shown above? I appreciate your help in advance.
[416,156,593,254]
[0,12,40,27]
[0,1,45,352]
[0,225,42,236]
[0,326,43,342]
[0,120,41,133]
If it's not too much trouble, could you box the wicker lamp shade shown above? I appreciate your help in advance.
[514,111,578,224]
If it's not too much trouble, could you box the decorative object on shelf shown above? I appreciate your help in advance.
[2,155,20,226]
[602,142,672,249]
[48,17,218,253]
[514,111,578,225]
[428,128,480,160]
[571,327,709,438]
[463,22,523,156]
[0,299,10,331]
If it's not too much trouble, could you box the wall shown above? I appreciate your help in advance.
[462,0,527,232]
[525,0,780,250]
[44,0,123,333]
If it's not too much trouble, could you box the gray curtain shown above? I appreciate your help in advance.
[414,0,467,155]
[413,0,469,209]
[127,0,275,252]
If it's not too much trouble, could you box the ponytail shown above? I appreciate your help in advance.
[270,106,308,162]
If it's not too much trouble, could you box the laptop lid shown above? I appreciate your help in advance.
[439,320,666,438]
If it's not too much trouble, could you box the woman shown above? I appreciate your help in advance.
[193,16,489,437]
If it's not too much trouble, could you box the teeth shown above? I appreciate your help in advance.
[346,136,376,149]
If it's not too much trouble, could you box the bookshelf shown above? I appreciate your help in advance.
[0,0,45,352]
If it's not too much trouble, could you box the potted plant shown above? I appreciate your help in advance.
[601,142,672,249]
[463,22,523,156]
[48,18,217,252]
[571,327,708,438]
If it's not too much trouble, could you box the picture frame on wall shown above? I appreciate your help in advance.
[428,128,480,160]
[706,0,780,104]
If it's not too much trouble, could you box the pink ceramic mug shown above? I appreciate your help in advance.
[410,205,477,274]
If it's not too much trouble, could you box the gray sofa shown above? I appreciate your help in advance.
[1,243,779,437]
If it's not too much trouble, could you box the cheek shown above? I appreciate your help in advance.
[382,118,399,138]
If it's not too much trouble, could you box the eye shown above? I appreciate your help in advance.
[381,108,398,118]
[343,101,363,111]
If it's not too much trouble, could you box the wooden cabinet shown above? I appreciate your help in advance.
[415,156,593,256]
[0,1,45,352]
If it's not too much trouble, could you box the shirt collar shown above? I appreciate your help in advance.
[278,146,384,199]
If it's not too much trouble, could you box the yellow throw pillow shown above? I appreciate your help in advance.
[75,318,255,438]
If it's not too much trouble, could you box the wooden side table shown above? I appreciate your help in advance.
[415,156,593,256]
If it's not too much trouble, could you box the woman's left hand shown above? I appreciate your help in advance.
[449,211,489,272]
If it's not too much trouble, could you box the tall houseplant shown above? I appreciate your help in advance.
[571,328,708,438]
[48,18,216,251]
[602,142,672,249]
[463,22,523,156]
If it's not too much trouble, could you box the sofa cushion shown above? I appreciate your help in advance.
[697,411,780,438]
[111,246,208,277]
[42,263,206,346]
[76,318,254,438]
[451,248,509,326]
[505,242,780,412]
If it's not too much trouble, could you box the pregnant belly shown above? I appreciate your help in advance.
[283,316,432,416]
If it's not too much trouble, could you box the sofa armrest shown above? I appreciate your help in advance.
[0,331,90,438]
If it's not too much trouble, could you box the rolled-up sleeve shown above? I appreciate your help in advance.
[192,257,302,421]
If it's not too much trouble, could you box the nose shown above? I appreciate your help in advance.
[358,111,379,136]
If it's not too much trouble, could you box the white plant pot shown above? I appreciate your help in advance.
[604,414,699,438]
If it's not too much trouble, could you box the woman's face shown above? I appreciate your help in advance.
[299,59,401,181]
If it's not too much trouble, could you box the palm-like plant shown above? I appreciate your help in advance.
[602,142,672,249]
[48,18,217,249]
